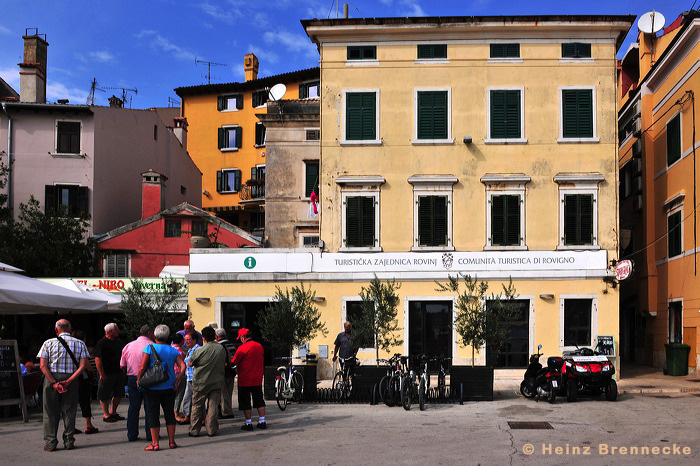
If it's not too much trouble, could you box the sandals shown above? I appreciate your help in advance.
[85,427,99,434]
[169,442,178,449]
[144,444,160,451]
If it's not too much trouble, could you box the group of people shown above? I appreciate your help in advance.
[38,318,266,452]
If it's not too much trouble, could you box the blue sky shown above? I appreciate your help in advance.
[0,0,693,108]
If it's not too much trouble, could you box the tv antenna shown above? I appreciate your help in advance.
[103,86,138,108]
[168,97,180,108]
[86,78,105,105]
[638,11,666,64]
[195,57,228,84]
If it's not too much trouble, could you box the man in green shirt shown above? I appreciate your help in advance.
[187,326,227,437]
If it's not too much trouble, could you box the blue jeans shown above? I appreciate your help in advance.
[126,375,151,441]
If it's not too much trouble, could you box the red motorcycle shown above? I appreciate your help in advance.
[562,346,617,402]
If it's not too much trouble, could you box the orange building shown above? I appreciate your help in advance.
[618,10,699,373]
[175,54,319,235]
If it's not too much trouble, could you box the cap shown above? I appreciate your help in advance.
[236,328,251,340]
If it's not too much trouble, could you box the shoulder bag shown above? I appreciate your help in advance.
[56,336,88,380]
[139,344,169,388]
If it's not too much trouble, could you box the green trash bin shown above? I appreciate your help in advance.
[664,343,691,376]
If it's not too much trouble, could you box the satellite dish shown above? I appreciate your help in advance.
[268,83,287,101]
[638,11,665,34]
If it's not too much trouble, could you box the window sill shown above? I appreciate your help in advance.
[411,139,454,146]
[414,59,450,65]
[411,245,455,252]
[254,144,266,149]
[254,104,268,109]
[559,58,594,64]
[218,191,239,195]
[556,244,600,251]
[484,138,528,145]
[220,148,239,152]
[345,59,380,67]
[339,139,382,146]
[220,109,239,113]
[557,137,600,144]
[339,246,382,252]
[484,245,528,251]
[50,152,85,158]
[487,58,523,64]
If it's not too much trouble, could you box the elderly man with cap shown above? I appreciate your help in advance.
[230,328,266,430]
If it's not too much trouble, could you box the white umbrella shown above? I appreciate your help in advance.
[0,271,109,314]
[53,279,123,312]
[0,262,24,273]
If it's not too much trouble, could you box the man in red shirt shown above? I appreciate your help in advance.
[231,328,266,430]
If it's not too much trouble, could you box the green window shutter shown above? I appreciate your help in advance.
[235,127,242,148]
[234,170,242,192]
[666,114,681,166]
[564,194,594,245]
[217,96,224,110]
[218,128,225,149]
[346,197,360,247]
[433,196,448,246]
[563,43,592,58]
[490,90,520,139]
[347,46,375,60]
[417,44,446,59]
[505,195,520,246]
[579,194,593,244]
[361,196,376,247]
[418,196,432,246]
[305,162,319,197]
[417,44,432,59]
[419,196,447,246]
[77,187,89,217]
[562,89,593,138]
[346,92,376,140]
[255,123,266,146]
[44,185,56,214]
[490,43,519,58]
[578,43,591,57]
[299,83,307,99]
[668,211,682,257]
[491,195,505,245]
[347,47,361,60]
[562,43,577,57]
[216,171,223,193]
[235,95,243,110]
[417,91,447,140]
[346,196,375,247]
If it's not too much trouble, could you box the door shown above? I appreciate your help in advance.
[222,301,274,366]
[683,327,697,368]
[408,300,452,360]
[486,299,530,368]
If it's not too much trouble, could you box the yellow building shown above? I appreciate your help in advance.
[188,15,633,378]
[618,11,700,373]
[175,55,319,234]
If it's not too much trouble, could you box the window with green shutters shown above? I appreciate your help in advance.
[490,194,521,246]
[668,210,682,257]
[561,43,591,58]
[563,194,594,245]
[218,126,242,150]
[304,161,319,198]
[345,92,376,141]
[417,44,447,59]
[347,46,376,60]
[255,122,266,147]
[490,43,520,58]
[345,196,376,248]
[562,89,594,138]
[417,91,448,140]
[217,94,243,111]
[666,114,681,166]
[418,196,448,247]
[490,90,521,139]
[216,169,241,193]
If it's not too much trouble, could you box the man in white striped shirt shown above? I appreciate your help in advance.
[38,319,88,451]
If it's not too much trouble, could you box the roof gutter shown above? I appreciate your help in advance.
[1,102,12,220]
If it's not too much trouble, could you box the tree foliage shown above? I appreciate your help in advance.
[436,274,518,366]
[0,161,95,276]
[352,276,403,365]
[119,277,188,340]
[258,283,328,358]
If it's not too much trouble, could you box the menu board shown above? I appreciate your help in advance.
[596,335,616,356]
[0,340,27,421]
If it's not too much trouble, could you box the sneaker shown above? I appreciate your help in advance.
[256,422,267,430]
[241,423,254,431]
[43,444,57,452]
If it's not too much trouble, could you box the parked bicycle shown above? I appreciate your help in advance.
[433,357,450,400]
[275,359,304,410]
[401,355,429,411]
[332,356,359,399]
[378,354,404,407]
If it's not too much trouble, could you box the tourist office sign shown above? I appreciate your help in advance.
[190,250,609,280]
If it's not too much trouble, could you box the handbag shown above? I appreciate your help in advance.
[139,345,169,388]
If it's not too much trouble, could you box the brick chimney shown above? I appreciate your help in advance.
[244,53,259,81]
[108,95,124,108]
[141,170,167,219]
[18,29,48,103]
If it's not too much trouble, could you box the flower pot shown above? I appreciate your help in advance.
[190,236,210,248]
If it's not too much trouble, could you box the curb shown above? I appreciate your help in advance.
[619,387,700,395]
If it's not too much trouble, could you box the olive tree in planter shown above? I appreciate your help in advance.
[120,277,188,340]
[435,274,518,400]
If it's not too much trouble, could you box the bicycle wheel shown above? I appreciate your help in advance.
[291,371,304,403]
[379,376,394,406]
[332,371,343,393]
[437,371,446,399]
[401,376,412,411]
[276,370,288,411]
[419,377,426,411]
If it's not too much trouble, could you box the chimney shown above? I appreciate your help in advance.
[244,53,259,81]
[141,169,167,219]
[18,29,48,103]
[172,117,188,147]
[108,95,124,108]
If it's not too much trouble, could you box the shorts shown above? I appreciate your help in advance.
[237,385,265,411]
[97,372,125,401]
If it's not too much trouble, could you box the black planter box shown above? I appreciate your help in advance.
[264,364,317,401]
[450,366,494,401]
[351,365,388,400]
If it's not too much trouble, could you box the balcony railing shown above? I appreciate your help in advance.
[239,178,265,201]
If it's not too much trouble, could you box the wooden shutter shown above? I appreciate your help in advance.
[305,162,319,197]
[418,196,447,246]
[68,123,80,153]
[218,128,225,149]
[418,91,447,140]
[217,96,224,110]
[346,92,375,140]
[563,43,591,58]
[361,196,375,247]
[216,170,223,193]
[417,44,432,59]
[505,195,520,245]
[490,43,519,58]
[433,196,447,246]
[666,114,681,166]
[44,185,56,214]
[562,43,577,57]
[564,194,593,245]
[491,195,504,245]
[235,95,243,110]
[346,197,360,247]
[490,91,521,139]
[346,196,374,247]
[255,123,266,146]
[234,170,242,192]
[668,211,682,257]
[299,83,307,99]
[347,47,362,60]
[78,187,89,217]
[579,195,593,244]
[418,196,432,245]
[562,89,593,138]
[235,127,242,148]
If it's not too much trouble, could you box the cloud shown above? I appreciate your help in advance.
[46,81,89,104]
[263,30,317,59]
[0,25,12,35]
[400,0,425,17]
[75,51,116,64]
[0,66,19,86]
[198,2,241,24]
[247,45,279,64]
[135,30,196,61]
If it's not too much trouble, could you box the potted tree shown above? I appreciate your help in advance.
[258,283,327,400]
[436,274,518,401]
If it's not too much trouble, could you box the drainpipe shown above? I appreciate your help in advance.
[1,103,12,220]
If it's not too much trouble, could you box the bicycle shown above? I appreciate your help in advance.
[400,355,428,411]
[332,356,358,399]
[378,354,404,407]
[433,357,450,400]
[275,360,304,411]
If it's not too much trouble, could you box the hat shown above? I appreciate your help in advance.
[236,328,251,340]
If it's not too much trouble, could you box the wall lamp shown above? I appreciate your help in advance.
[312,297,326,302]
[463,136,473,144]
[539,294,555,300]
[195,297,210,303]
[202,190,210,196]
